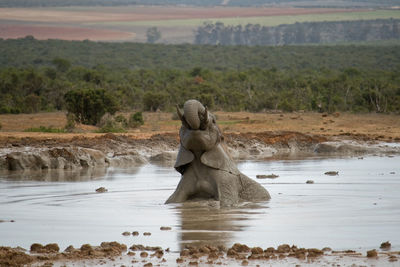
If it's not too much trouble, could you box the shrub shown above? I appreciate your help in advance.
[64,113,76,132]
[64,88,119,125]
[143,91,169,111]
[128,112,144,128]
[24,126,65,133]
[97,113,126,133]
[115,115,128,128]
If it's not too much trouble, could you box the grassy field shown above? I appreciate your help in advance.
[1,112,400,142]
[96,9,400,27]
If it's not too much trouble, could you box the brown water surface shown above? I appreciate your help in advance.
[0,156,399,253]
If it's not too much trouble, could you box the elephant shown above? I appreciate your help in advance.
[165,99,271,207]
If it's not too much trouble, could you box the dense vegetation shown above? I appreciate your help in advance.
[0,38,399,115]
[1,63,399,115]
[195,19,400,45]
[1,37,400,71]
[0,0,397,7]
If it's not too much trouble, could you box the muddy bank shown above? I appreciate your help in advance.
[1,131,399,172]
[1,241,398,267]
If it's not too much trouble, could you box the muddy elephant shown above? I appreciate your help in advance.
[165,99,271,207]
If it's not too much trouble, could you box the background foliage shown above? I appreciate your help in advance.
[0,38,399,116]
[194,19,400,45]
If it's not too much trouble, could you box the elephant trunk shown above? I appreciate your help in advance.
[183,99,205,130]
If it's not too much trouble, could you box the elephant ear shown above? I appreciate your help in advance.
[174,144,195,174]
[200,144,239,175]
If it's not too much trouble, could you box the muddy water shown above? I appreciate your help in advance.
[0,156,399,253]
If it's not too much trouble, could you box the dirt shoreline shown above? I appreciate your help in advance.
[1,240,398,267]
[1,110,400,172]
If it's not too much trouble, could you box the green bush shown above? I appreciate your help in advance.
[24,126,65,133]
[64,88,119,125]
[115,115,128,128]
[97,121,126,133]
[64,113,76,132]
[143,91,169,111]
[96,113,126,133]
[128,112,144,128]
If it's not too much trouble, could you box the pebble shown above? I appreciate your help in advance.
[324,171,339,176]
[95,187,108,193]
[367,249,378,258]
[256,174,279,179]
[380,241,391,250]
[306,180,314,184]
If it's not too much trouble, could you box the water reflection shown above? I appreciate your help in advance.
[0,167,108,182]
[175,201,269,249]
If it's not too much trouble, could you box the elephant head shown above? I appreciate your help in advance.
[176,99,221,153]
[174,99,228,175]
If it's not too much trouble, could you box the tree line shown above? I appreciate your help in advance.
[1,64,399,115]
[195,19,400,46]
[1,37,400,71]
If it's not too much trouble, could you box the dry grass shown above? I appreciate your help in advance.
[0,24,135,41]
[0,7,363,23]
[0,6,377,42]
[1,111,399,142]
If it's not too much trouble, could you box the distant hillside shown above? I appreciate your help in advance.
[1,37,400,71]
[0,0,399,8]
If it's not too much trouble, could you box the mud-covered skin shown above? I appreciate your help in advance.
[166,100,270,207]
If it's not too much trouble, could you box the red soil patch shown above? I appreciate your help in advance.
[0,7,366,23]
[0,24,134,41]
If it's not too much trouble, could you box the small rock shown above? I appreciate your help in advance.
[143,263,152,267]
[367,249,378,258]
[390,172,395,174]
[306,180,314,184]
[160,226,171,231]
[324,171,339,176]
[231,243,250,253]
[143,232,151,236]
[256,174,279,179]
[122,231,131,236]
[241,260,249,266]
[264,247,275,253]
[130,244,145,251]
[251,247,263,255]
[132,231,139,236]
[277,244,291,253]
[380,241,391,250]
[44,243,59,253]
[64,245,75,253]
[95,187,108,193]
[30,243,44,253]
[140,251,148,258]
